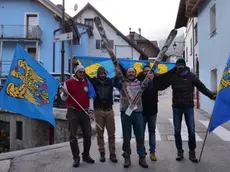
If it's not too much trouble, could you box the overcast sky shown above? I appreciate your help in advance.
[51,0,185,41]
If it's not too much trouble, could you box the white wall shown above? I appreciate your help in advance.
[74,9,140,59]
[184,17,198,72]
[198,0,230,114]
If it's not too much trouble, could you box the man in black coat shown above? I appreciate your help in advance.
[137,65,171,161]
[87,66,118,163]
[162,58,216,163]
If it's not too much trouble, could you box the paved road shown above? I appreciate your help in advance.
[3,89,230,172]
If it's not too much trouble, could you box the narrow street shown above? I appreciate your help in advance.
[1,88,230,172]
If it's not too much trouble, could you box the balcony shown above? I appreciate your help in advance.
[0,25,41,42]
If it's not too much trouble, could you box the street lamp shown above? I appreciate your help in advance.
[173,41,185,50]
[60,1,78,83]
[61,0,65,83]
[173,42,177,50]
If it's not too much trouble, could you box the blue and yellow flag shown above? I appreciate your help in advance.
[209,55,230,132]
[0,44,58,127]
[76,56,175,78]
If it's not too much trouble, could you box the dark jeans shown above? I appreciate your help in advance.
[143,115,157,153]
[67,107,92,160]
[172,107,196,151]
[121,111,146,157]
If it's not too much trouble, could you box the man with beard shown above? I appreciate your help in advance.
[87,66,118,163]
[114,67,154,169]
[61,65,95,167]
[162,58,216,163]
[137,65,173,161]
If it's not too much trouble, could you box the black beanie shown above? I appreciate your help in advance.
[97,66,106,74]
[176,58,186,65]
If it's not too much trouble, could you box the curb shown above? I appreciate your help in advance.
[0,139,83,161]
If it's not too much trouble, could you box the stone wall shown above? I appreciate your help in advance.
[0,108,96,151]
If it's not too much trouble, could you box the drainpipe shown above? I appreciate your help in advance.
[196,56,200,109]
[53,28,62,72]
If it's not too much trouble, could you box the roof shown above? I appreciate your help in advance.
[174,0,206,29]
[126,32,160,50]
[174,0,188,29]
[37,0,71,20]
[36,0,80,38]
[73,3,149,60]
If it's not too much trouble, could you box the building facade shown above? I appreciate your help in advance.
[73,3,148,60]
[174,0,229,113]
[126,29,160,58]
[0,0,91,84]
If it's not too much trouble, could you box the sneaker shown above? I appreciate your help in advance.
[176,149,184,161]
[139,156,148,168]
[110,153,118,163]
[100,152,106,162]
[189,151,198,163]
[82,155,95,164]
[150,153,157,161]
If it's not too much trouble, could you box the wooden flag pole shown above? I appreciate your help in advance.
[198,115,213,162]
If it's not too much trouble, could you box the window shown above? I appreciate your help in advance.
[26,14,38,38]
[96,40,114,49]
[190,38,192,55]
[16,121,23,140]
[211,68,218,93]
[84,18,94,29]
[26,47,36,59]
[185,47,188,62]
[194,23,198,45]
[210,4,216,36]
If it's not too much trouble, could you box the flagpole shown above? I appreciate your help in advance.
[198,114,213,162]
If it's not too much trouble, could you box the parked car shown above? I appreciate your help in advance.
[113,87,120,102]
[51,73,71,108]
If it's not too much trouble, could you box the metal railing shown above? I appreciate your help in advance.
[0,25,41,40]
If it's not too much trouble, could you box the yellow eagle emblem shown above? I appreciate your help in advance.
[218,64,230,92]
[6,59,49,106]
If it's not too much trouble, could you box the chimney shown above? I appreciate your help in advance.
[129,31,135,42]
[138,28,141,36]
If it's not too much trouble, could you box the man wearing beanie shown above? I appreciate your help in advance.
[60,65,96,167]
[162,58,216,163]
[87,66,118,163]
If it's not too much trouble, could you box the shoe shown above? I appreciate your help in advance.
[176,149,184,161]
[110,153,118,163]
[189,151,198,163]
[100,152,106,162]
[139,156,148,168]
[82,155,95,164]
[72,158,80,168]
[150,153,157,161]
[123,156,131,168]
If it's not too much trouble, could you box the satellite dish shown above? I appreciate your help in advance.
[74,4,78,11]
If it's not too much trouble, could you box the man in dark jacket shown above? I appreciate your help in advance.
[137,65,172,161]
[163,58,216,163]
[88,66,117,163]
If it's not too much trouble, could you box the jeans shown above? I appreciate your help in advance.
[121,111,146,156]
[172,107,196,151]
[143,115,157,153]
